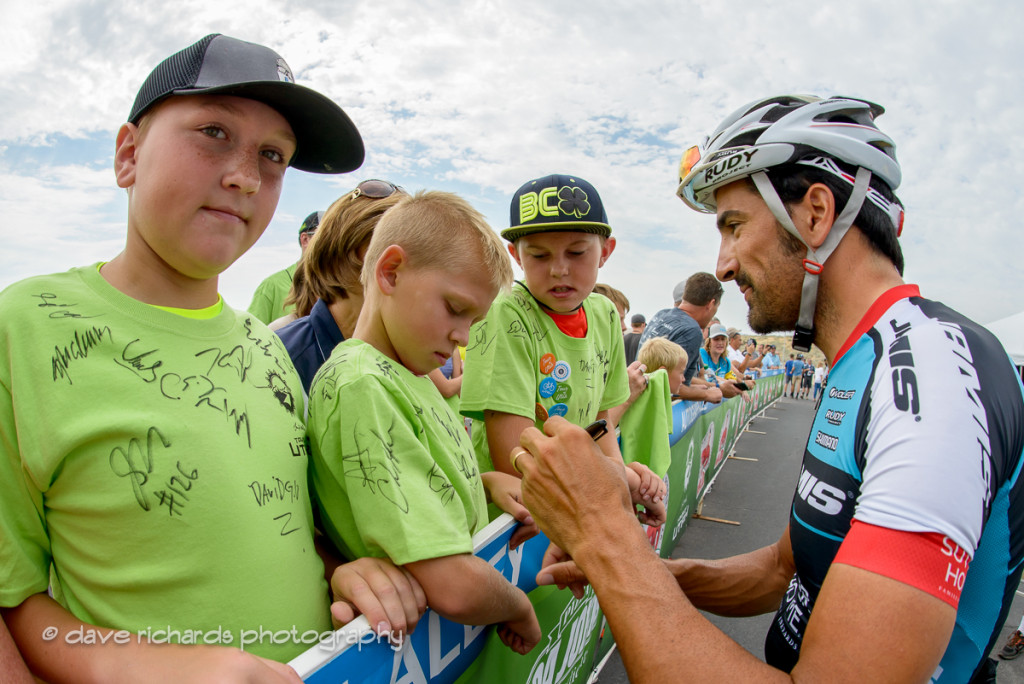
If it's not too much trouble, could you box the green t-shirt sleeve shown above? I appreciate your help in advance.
[0,380,52,606]
[310,371,475,565]
[460,295,539,423]
[599,300,630,412]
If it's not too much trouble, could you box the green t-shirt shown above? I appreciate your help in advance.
[307,339,487,565]
[0,266,330,661]
[460,282,630,472]
[247,264,296,324]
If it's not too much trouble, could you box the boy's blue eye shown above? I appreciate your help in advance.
[261,149,286,164]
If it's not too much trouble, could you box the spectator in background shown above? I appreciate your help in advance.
[790,354,806,398]
[275,180,406,393]
[248,209,322,324]
[623,313,646,364]
[593,282,630,332]
[784,353,796,396]
[813,362,826,401]
[762,345,781,370]
[726,327,761,380]
[639,273,725,405]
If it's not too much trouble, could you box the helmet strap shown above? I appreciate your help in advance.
[751,167,872,351]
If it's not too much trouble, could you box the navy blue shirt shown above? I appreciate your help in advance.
[275,298,345,394]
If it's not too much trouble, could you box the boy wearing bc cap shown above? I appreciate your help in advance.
[460,174,667,526]
[0,34,422,682]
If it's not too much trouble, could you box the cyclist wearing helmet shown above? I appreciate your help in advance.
[517,95,1024,684]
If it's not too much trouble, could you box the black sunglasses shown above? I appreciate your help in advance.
[347,179,405,202]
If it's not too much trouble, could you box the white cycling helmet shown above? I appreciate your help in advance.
[676,95,905,351]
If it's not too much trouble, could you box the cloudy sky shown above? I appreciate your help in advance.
[3,0,1022,335]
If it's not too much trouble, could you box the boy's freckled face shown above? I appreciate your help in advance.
[119,95,296,281]
[510,232,613,313]
[382,260,498,377]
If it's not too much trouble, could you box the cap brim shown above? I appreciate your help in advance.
[177,81,364,174]
[501,221,611,242]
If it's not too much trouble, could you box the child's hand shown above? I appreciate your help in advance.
[329,557,427,640]
[626,462,668,528]
[625,360,649,403]
[496,598,541,655]
[481,471,539,549]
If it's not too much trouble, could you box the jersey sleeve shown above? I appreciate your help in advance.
[834,520,969,607]
[459,294,539,422]
[309,372,474,566]
[854,319,993,556]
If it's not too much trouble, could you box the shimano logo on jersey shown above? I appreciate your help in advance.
[824,409,846,426]
[703,149,759,184]
[813,431,839,452]
[828,387,856,400]
[888,319,920,417]
[796,467,846,516]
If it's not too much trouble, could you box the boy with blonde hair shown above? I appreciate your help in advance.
[637,337,689,397]
[460,173,666,524]
[307,191,541,655]
[0,34,421,682]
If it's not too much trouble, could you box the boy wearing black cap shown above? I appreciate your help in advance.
[0,34,418,681]
[460,174,666,526]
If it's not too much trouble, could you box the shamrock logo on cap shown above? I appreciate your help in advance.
[558,186,591,219]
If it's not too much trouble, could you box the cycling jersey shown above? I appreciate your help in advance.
[765,284,1024,683]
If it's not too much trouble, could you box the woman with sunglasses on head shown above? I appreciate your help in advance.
[275,180,406,394]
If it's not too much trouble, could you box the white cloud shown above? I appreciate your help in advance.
[3,0,1023,331]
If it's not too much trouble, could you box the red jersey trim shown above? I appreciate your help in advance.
[543,307,588,338]
[833,519,969,608]
[833,284,921,364]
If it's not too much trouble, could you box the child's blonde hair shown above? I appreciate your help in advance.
[638,337,688,372]
[361,190,513,293]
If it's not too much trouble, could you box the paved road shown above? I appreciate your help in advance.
[595,395,1024,682]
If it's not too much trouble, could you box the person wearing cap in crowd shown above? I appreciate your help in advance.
[274,180,406,393]
[460,173,667,527]
[726,326,761,380]
[623,312,646,365]
[0,34,424,682]
[639,273,745,403]
[761,344,781,370]
[516,94,1024,683]
[698,323,734,380]
[248,210,323,325]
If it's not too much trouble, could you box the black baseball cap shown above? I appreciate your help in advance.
[299,210,324,235]
[503,174,610,242]
[128,34,364,174]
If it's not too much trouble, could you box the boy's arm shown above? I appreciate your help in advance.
[2,594,302,684]
[0,613,32,684]
[484,410,536,476]
[404,555,540,654]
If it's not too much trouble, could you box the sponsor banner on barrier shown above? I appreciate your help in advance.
[292,372,784,683]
